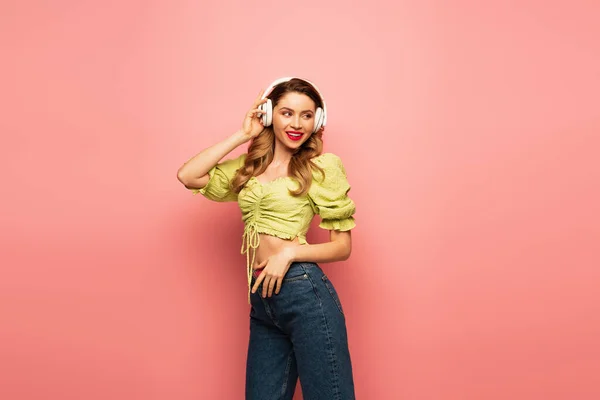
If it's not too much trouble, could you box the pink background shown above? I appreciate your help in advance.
[1,0,599,399]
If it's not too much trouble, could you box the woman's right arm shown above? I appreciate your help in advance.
[176,90,267,190]
[177,131,247,190]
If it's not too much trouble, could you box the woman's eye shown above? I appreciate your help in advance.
[283,112,292,116]
[303,114,313,119]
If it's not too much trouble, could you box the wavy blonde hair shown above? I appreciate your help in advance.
[231,79,326,196]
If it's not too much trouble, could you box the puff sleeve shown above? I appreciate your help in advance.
[308,153,356,231]
[191,153,246,202]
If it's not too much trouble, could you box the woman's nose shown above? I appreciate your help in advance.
[291,115,302,128]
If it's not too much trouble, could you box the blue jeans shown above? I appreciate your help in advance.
[246,262,356,400]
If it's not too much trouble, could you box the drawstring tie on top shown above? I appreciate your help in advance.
[241,221,260,303]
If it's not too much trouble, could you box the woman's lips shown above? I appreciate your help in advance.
[286,131,303,141]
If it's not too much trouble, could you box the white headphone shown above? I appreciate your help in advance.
[258,77,328,133]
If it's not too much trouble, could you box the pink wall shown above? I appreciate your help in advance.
[1,1,599,399]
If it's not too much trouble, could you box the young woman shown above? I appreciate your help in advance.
[177,77,356,400]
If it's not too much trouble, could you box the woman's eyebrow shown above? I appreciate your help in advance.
[279,107,314,113]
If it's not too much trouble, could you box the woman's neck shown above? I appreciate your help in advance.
[271,140,294,166]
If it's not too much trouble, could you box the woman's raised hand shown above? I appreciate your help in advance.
[239,90,268,142]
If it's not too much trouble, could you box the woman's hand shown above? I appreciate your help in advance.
[237,90,268,143]
[251,248,295,298]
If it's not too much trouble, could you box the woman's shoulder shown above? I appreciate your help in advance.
[236,152,248,163]
[307,152,355,211]
[221,152,247,168]
[211,152,246,177]
[309,152,349,188]
[311,152,344,167]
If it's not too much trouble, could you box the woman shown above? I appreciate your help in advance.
[177,77,356,400]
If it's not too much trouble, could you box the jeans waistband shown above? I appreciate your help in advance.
[252,261,320,278]
[288,261,320,271]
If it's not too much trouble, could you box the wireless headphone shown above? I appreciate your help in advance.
[258,77,328,133]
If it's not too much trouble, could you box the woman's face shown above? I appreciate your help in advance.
[271,91,317,151]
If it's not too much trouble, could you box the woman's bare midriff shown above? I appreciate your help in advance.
[252,233,305,271]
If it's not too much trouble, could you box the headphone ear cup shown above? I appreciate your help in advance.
[258,99,267,126]
[313,107,323,133]
[260,99,272,126]
[266,99,273,126]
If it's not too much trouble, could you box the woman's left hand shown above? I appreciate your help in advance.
[251,248,295,298]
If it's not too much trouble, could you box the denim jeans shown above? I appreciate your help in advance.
[246,262,356,400]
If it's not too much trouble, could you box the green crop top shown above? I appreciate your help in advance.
[190,152,356,302]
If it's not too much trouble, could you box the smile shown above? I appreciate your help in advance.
[285,131,304,141]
